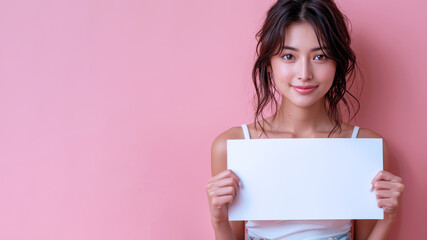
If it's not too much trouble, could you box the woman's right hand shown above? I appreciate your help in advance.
[206,169,241,225]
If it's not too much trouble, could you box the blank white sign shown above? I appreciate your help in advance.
[227,138,383,220]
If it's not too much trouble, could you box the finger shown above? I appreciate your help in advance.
[378,189,402,199]
[211,195,234,208]
[207,185,236,201]
[377,198,399,210]
[219,176,239,190]
[371,171,388,184]
[208,176,239,193]
[212,186,237,198]
[229,170,242,186]
[207,170,241,196]
[224,169,241,187]
[209,169,241,185]
[373,181,399,190]
[209,170,230,182]
[375,190,397,199]
[222,170,242,189]
[371,171,402,185]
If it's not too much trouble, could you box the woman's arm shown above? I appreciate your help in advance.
[206,127,245,240]
[354,129,404,240]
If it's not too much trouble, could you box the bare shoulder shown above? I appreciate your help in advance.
[210,126,245,176]
[356,127,383,138]
[211,126,245,155]
[356,126,390,170]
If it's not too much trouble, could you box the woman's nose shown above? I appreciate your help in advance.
[297,59,313,81]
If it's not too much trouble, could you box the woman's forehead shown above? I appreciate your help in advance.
[282,22,322,50]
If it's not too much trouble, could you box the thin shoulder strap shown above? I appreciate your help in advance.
[351,126,360,138]
[241,124,250,140]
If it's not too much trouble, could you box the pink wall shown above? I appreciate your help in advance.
[0,0,424,239]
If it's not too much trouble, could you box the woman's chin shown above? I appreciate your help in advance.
[283,97,324,109]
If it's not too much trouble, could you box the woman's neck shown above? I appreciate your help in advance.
[270,98,333,136]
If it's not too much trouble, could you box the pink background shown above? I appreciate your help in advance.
[0,0,425,239]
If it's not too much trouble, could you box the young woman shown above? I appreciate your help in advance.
[206,0,404,239]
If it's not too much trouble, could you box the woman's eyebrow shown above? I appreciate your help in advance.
[283,46,325,52]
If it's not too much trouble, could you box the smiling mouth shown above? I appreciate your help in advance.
[292,85,317,94]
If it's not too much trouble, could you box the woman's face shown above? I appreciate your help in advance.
[270,21,337,108]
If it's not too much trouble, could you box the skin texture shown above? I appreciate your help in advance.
[206,22,404,240]
[270,22,337,110]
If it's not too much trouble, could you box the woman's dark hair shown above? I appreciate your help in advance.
[252,0,360,137]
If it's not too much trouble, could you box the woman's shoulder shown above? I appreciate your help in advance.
[210,126,246,175]
[354,125,383,139]
[211,126,245,152]
[337,123,383,139]
[353,125,389,170]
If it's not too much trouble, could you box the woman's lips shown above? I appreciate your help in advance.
[292,85,317,94]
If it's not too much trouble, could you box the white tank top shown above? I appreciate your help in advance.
[241,124,360,240]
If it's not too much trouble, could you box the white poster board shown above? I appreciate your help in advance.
[227,138,383,220]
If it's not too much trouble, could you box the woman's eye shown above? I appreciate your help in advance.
[282,54,295,61]
[314,55,327,61]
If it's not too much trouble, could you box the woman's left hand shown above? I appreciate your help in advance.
[371,170,404,219]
